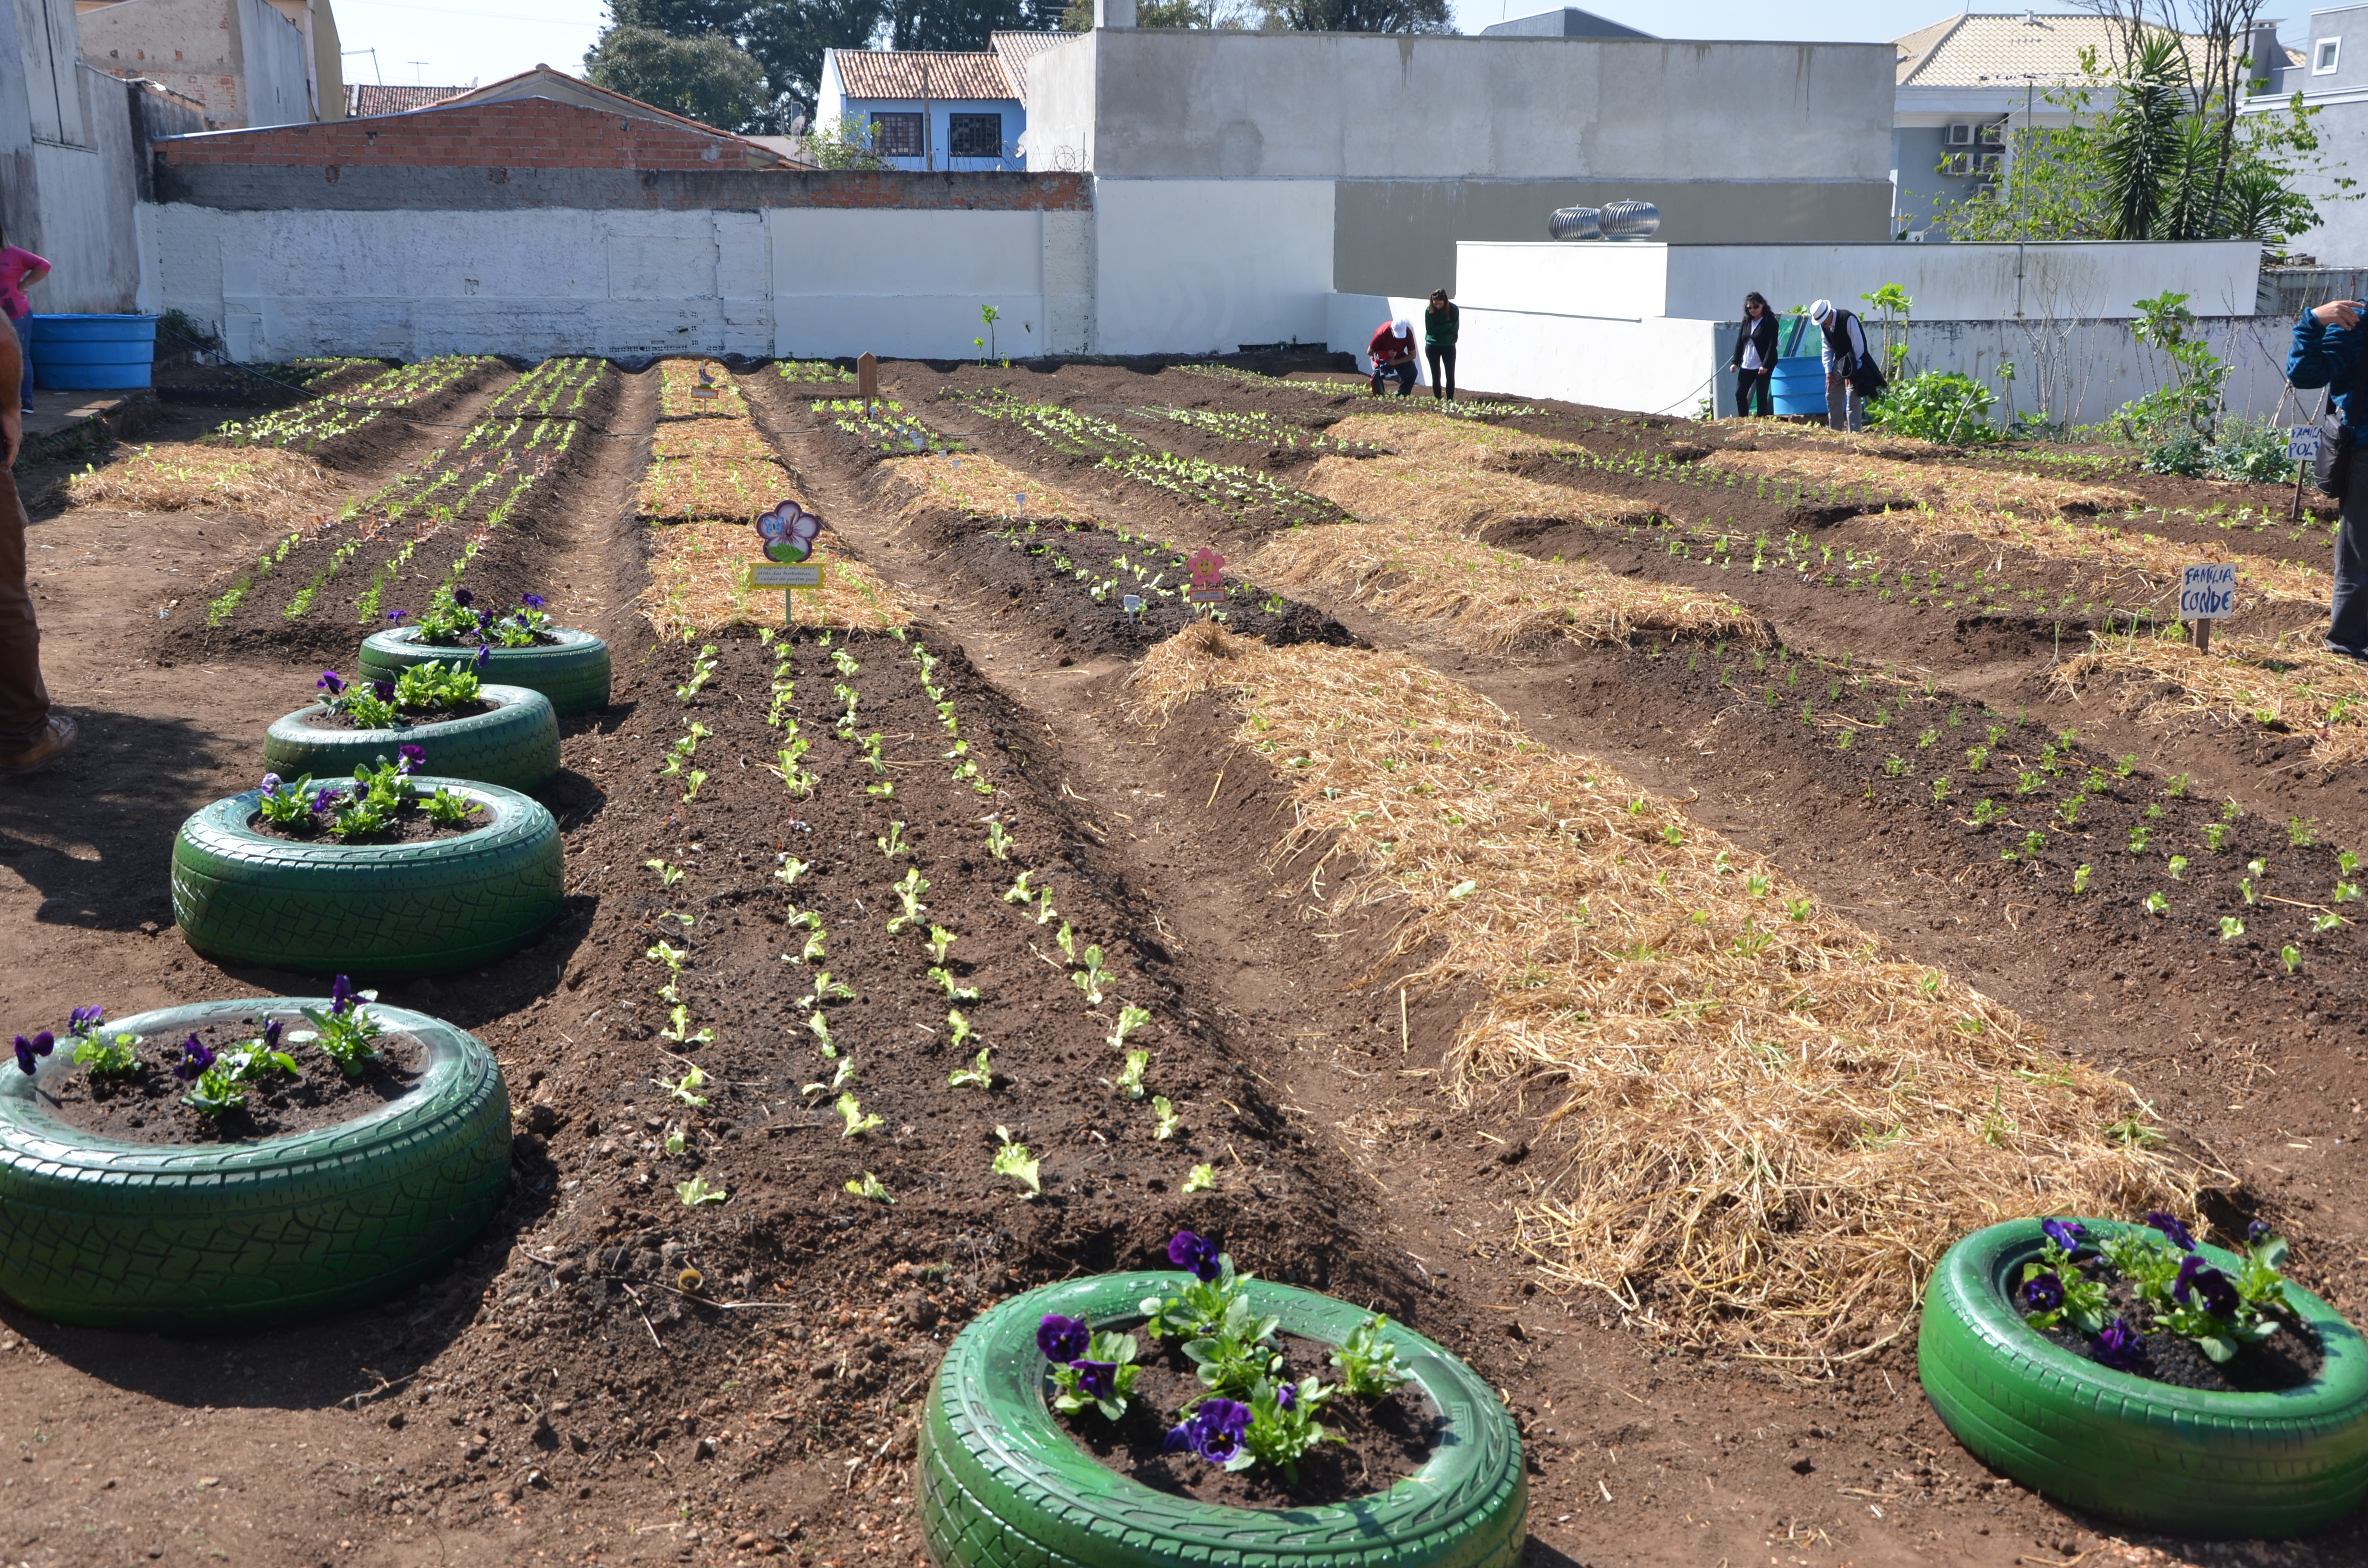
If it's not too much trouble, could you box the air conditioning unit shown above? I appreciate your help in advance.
[1948,123,1974,146]
[1943,152,1973,176]
[1977,121,2006,146]
[1977,152,2004,175]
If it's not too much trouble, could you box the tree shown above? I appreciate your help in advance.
[583,24,770,131]
[1267,0,1449,29]
[740,0,893,119]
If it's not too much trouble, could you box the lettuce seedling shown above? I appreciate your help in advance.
[660,1065,710,1107]
[1003,870,1037,905]
[1332,1315,1413,1396]
[675,1175,728,1207]
[1152,1096,1182,1140]
[1108,1004,1150,1053]
[926,925,958,964]
[985,820,1014,860]
[1050,1329,1142,1421]
[2072,864,2092,893]
[1072,946,1108,1006]
[776,855,811,886]
[1183,1163,1219,1194]
[929,966,980,1001]
[846,1172,894,1204]
[877,821,910,858]
[1055,920,1075,960]
[838,1093,882,1138]
[886,868,929,935]
[2283,943,2303,972]
[659,1005,713,1047]
[2144,891,2169,916]
[2167,855,2189,880]
[992,1125,1040,1194]
[1112,1050,1149,1100]
[675,643,718,703]
[645,858,684,887]
[2220,916,2245,942]
[948,1046,993,1089]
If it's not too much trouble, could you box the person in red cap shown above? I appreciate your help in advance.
[1367,318,1417,396]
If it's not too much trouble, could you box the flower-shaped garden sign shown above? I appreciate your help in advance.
[1187,548,1226,607]
[757,501,823,564]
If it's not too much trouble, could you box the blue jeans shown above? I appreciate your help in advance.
[10,315,27,409]
[2332,469,2368,656]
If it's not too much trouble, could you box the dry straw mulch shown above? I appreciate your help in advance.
[53,444,344,529]
[1250,521,1767,655]
[1130,630,2189,1360]
[1306,454,1643,534]
[882,453,1098,525]
[1326,411,1582,464]
[640,519,907,637]
[655,357,749,421]
[2055,628,2368,770]
[636,360,793,525]
[1869,504,2328,609]
[1707,444,2139,518]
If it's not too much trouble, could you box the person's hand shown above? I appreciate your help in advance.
[2315,300,2363,329]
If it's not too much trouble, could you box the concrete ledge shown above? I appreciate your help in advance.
[153,163,1096,213]
[14,391,160,469]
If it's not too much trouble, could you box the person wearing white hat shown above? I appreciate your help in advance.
[1809,298,1871,432]
[1366,317,1418,396]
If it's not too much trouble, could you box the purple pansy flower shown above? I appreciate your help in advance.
[386,609,408,624]
[12,1030,55,1075]
[2019,1272,2065,1312]
[2174,1255,2241,1318]
[372,680,395,703]
[313,786,344,813]
[1165,1399,1250,1464]
[173,1035,215,1081]
[1072,1360,1118,1401]
[1276,1382,1297,1412]
[2249,1219,2273,1246]
[452,588,474,608]
[260,772,283,796]
[397,744,427,774]
[1036,1313,1089,1364]
[317,670,346,696]
[67,1005,104,1038]
[522,594,545,610]
[261,1018,283,1051]
[474,644,492,671]
[2091,1317,2146,1372]
[330,974,356,1016]
[1168,1229,1221,1283]
[2144,1212,2196,1251]
[2040,1218,2086,1254]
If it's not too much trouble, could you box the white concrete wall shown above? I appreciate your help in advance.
[1093,177,1332,355]
[234,0,308,128]
[1330,290,1717,411]
[1457,241,2269,325]
[28,66,145,310]
[145,202,1098,361]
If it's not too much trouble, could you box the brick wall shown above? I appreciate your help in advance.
[156,97,783,172]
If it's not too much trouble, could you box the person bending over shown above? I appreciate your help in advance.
[1368,318,1417,396]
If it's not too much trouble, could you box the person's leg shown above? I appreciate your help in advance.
[1393,361,1415,396]
[0,464,58,758]
[2330,473,2368,656]
[1825,375,1846,430]
[1846,386,1866,432]
[12,316,29,412]
[1441,346,1455,401]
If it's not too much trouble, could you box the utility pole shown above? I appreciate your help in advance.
[2016,74,2037,320]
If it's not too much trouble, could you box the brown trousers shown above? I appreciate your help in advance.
[0,464,50,747]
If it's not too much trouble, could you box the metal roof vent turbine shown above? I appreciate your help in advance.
[1599,199,1661,239]
[1547,206,1602,241]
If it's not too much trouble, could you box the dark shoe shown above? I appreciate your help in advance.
[0,713,76,772]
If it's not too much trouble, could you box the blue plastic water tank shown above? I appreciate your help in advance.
[28,314,160,391]
[1769,357,1826,418]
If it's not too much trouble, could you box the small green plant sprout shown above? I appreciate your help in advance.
[660,1064,710,1107]
[1969,798,2001,827]
[864,777,894,800]
[1745,872,1771,897]
[887,867,930,935]
[1785,897,1813,922]
[1182,1164,1219,1194]
[2205,822,2230,851]
[675,643,719,703]
[798,970,855,1010]
[2115,752,2138,778]
[1055,920,1076,961]
[2317,911,2348,932]
[1965,744,1989,772]
[930,965,981,1002]
[681,768,708,803]
[1112,1049,1149,1100]
[877,821,911,858]
[2083,767,2112,797]
[949,1046,993,1089]
[1884,755,1908,778]
[2291,815,2318,847]
[2219,915,2246,943]
[2128,824,2152,855]
[2144,891,2170,917]
[644,858,684,887]
[861,732,888,775]
[2165,772,2189,797]
[2283,943,2304,973]
[2223,798,2245,823]
[66,1008,139,1077]
[846,1171,894,1204]
[1152,1096,1183,1139]
[2057,797,2083,828]
[1108,1004,1151,1053]
[776,854,812,887]
[808,1009,834,1051]
[948,1009,975,1048]
[2072,864,2093,894]
[837,1092,883,1138]
[993,1125,1042,1195]
[1073,945,1109,1006]
[1003,870,1036,906]
[985,819,1014,860]
[2342,881,2364,904]
[675,1175,728,1207]
[2167,855,2190,880]
[927,925,959,964]
[659,1004,714,1048]
[664,1126,688,1157]
[2016,770,2043,797]
[1331,1314,1414,1397]
[1917,728,1938,750]
[1033,887,1060,925]
[1932,776,1951,805]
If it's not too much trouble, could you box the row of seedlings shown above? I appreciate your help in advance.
[210,354,504,456]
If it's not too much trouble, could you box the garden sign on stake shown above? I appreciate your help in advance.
[1187,547,1226,612]
[752,500,825,624]
[2179,561,2236,653]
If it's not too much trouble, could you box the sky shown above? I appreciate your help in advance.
[324,0,2310,94]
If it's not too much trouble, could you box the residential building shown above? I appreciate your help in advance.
[814,32,1056,172]
[2245,5,2368,265]
[76,0,342,127]
[1479,7,1652,39]
[345,82,467,117]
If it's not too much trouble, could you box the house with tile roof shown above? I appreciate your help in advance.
[814,32,1064,171]
[344,82,467,118]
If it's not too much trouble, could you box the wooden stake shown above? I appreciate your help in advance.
[2192,617,2211,653]
[857,351,878,414]
[2294,455,2309,523]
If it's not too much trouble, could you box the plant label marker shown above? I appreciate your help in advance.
[754,501,826,624]
[1187,547,1227,608]
[858,352,879,413]
[2180,562,2236,653]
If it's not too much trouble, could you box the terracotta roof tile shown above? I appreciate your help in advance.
[832,49,1013,101]
[345,82,468,116]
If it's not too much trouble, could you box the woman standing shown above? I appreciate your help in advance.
[0,228,49,414]
[1424,289,1458,402]
[1730,292,1777,417]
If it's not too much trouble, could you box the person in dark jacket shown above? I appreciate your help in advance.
[1730,292,1777,417]
[1424,289,1459,402]
[2288,299,2368,656]
[1810,298,1870,432]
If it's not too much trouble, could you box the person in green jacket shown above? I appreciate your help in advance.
[1424,289,1458,402]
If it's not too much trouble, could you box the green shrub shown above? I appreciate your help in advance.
[1867,370,2004,445]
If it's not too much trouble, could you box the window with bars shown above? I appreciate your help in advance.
[948,113,1003,159]
[870,112,924,157]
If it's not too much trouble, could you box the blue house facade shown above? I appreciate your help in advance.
[815,33,1064,172]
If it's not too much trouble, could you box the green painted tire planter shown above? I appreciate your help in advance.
[0,997,510,1330]
[1919,1218,2368,1538]
[359,627,611,717]
[262,684,559,793]
[920,1271,1526,1568]
[171,775,564,979]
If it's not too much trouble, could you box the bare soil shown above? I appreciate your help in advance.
[250,803,484,846]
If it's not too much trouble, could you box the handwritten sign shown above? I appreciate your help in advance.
[2289,426,2323,462]
[2180,563,2236,620]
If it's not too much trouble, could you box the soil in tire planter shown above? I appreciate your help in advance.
[2023,1266,2326,1393]
[250,803,485,845]
[1057,1331,1442,1508]
[300,700,493,729]
[39,1023,427,1145]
